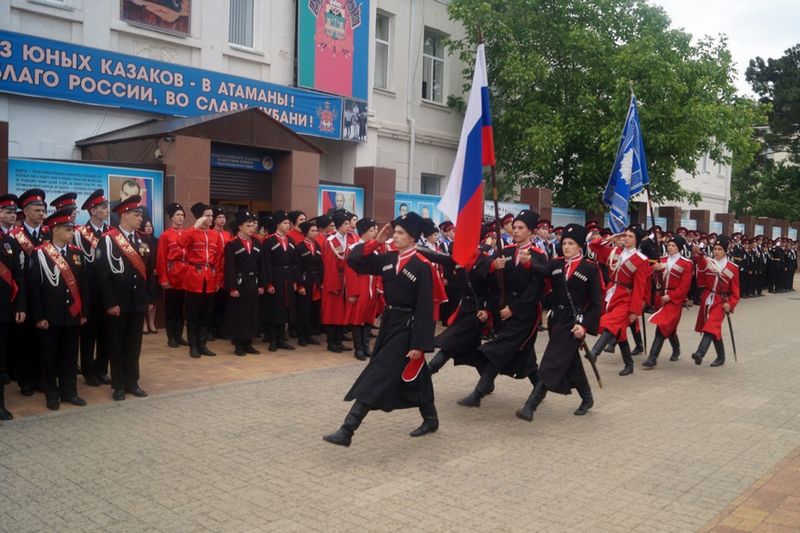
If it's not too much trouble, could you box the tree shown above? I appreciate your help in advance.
[446,0,765,212]
[730,162,800,220]
[746,44,800,161]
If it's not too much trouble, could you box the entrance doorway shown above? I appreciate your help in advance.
[210,167,272,218]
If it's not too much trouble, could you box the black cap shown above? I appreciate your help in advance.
[439,220,454,232]
[639,238,659,260]
[212,207,226,219]
[356,217,376,235]
[288,210,306,225]
[313,214,333,230]
[332,209,350,229]
[166,202,184,218]
[627,224,646,244]
[233,209,257,228]
[299,220,317,236]
[393,212,425,241]
[669,235,687,250]
[190,202,209,219]
[513,209,540,231]
[82,189,108,211]
[272,210,290,225]
[562,223,588,247]
[716,235,731,252]
[18,188,46,209]
[422,218,439,238]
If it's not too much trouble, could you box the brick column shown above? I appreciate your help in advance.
[715,213,735,236]
[519,187,552,221]
[354,166,396,223]
[738,215,756,238]
[272,150,320,216]
[160,135,211,216]
[658,206,682,232]
[689,209,710,234]
[631,201,649,227]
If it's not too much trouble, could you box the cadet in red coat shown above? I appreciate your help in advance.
[643,235,693,368]
[155,203,189,348]
[345,218,379,360]
[691,235,740,367]
[321,211,352,353]
[587,225,651,376]
[180,203,225,358]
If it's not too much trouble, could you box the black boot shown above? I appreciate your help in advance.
[604,338,617,353]
[691,333,714,365]
[668,334,681,361]
[457,367,497,407]
[630,327,644,355]
[710,338,726,367]
[618,341,634,376]
[642,331,665,369]
[268,325,278,352]
[428,350,450,374]
[326,326,341,353]
[588,330,615,364]
[297,324,309,347]
[198,327,217,357]
[361,325,372,357]
[323,401,370,447]
[336,327,351,351]
[410,403,439,437]
[352,325,366,361]
[574,383,594,416]
[0,380,13,421]
[515,382,548,421]
[177,322,190,346]
[166,318,179,347]
[234,341,246,356]
[275,325,294,350]
[306,328,321,346]
[188,325,201,358]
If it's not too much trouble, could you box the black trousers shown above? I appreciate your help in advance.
[15,318,42,390]
[80,293,109,379]
[41,324,80,402]
[212,289,227,336]
[185,291,214,340]
[0,322,9,379]
[163,288,185,341]
[107,311,145,391]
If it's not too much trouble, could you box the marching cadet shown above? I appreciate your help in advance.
[30,209,89,410]
[294,220,323,347]
[222,210,263,356]
[643,235,693,368]
[691,236,740,367]
[438,220,460,326]
[0,194,25,420]
[421,219,447,323]
[499,213,514,245]
[95,195,153,401]
[587,225,651,376]
[323,213,441,446]
[533,219,557,258]
[457,209,548,408]
[210,208,233,341]
[11,188,51,396]
[74,189,112,387]
[156,203,189,348]
[344,218,380,361]
[181,203,225,358]
[515,223,603,421]
[321,211,352,353]
[261,210,297,352]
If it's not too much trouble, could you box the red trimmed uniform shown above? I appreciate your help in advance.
[156,227,188,345]
[179,227,225,352]
[694,255,740,341]
[648,255,693,338]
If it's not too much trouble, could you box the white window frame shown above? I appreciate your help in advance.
[374,11,392,91]
[422,28,446,103]
[228,0,261,52]
[29,0,73,9]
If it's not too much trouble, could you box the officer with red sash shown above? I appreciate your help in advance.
[181,203,225,358]
[96,195,153,401]
[71,189,113,387]
[156,203,189,348]
[691,235,740,367]
[11,189,51,396]
[30,209,89,410]
[0,194,25,420]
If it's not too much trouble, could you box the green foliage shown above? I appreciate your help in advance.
[731,162,800,220]
[446,0,766,212]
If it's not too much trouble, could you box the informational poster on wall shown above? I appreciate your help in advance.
[297,0,370,101]
[395,193,446,224]
[772,226,782,240]
[485,201,529,220]
[7,159,165,234]
[318,184,364,218]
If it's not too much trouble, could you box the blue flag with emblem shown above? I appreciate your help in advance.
[603,95,650,233]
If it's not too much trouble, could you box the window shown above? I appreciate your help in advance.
[421,174,442,195]
[229,0,254,48]
[374,13,391,90]
[422,29,444,102]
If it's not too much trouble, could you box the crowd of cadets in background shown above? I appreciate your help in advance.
[0,186,797,426]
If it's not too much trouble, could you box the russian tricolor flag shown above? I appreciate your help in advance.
[438,44,495,266]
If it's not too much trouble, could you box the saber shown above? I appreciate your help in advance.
[640,313,648,352]
[580,341,603,389]
[726,312,738,362]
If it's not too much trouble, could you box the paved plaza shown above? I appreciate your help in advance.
[1,290,800,532]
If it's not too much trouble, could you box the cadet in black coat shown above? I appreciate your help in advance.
[294,220,323,347]
[0,194,26,420]
[95,195,154,401]
[222,210,263,356]
[323,213,439,447]
[30,209,90,410]
[260,210,297,352]
[457,209,547,409]
[515,224,603,421]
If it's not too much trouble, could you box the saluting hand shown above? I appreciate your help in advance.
[375,223,392,244]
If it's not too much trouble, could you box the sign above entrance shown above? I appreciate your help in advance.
[0,30,343,140]
[211,145,276,172]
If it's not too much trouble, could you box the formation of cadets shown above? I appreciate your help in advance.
[0,188,796,442]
